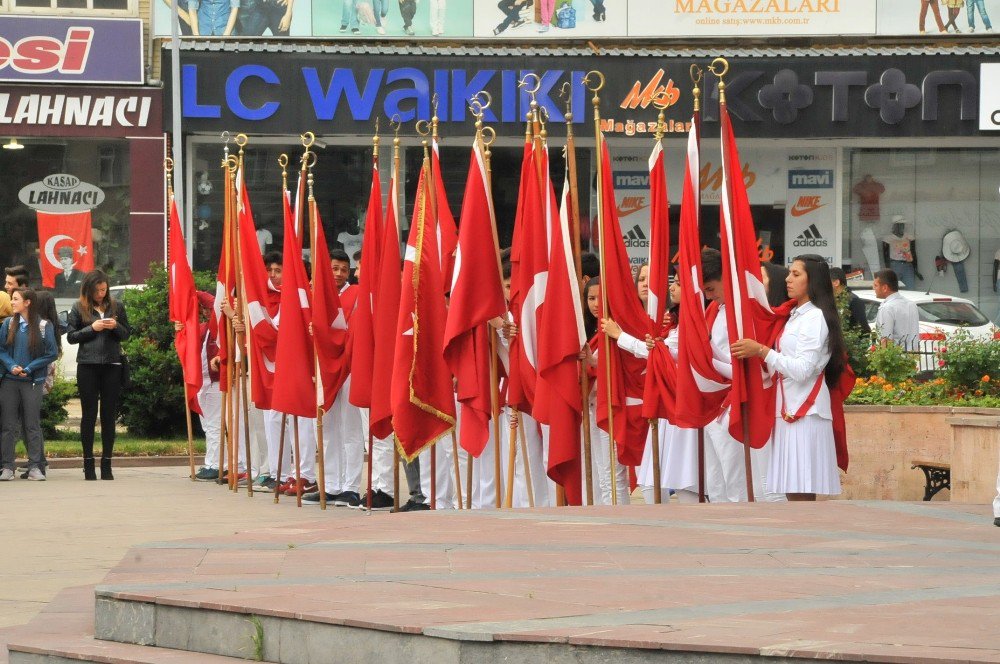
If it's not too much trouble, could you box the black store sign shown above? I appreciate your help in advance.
[165,51,987,139]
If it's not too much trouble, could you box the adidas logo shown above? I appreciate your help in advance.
[793,224,828,248]
[623,224,650,248]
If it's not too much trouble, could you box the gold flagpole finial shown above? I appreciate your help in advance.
[707,57,728,104]
[278,154,289,192]
[164,157,174,198]
[654,109,666,142]
[584,70,605,118]
[690,64,704,113]
[373,117,381,157]
[235,132,248,158]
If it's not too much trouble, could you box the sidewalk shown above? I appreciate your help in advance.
[0,465,353,631]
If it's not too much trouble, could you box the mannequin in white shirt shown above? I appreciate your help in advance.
[731,254,848,501]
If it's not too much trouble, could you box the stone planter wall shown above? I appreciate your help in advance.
[841,406,1000,501]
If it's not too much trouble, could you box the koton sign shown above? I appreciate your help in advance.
[980,63,1000,132]
[19,174,105,213]
[0,16,142,84]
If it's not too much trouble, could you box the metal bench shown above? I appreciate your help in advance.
[911,459,951,501]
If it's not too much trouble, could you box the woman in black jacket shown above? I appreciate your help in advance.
[66,270,130,480]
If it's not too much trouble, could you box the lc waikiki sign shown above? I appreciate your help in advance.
[0,16,143,85]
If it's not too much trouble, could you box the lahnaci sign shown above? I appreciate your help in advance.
[19,174,105,213]
[0,85,162,137]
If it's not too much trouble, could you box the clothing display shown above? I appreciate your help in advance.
[852,175,885,222]
[942,230,972,293]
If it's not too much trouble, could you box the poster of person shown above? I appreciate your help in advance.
[876,0,995,34]
[473,0,626,38]
[627,0,874,37]
[153,0,312,37]
[312,1,473,38]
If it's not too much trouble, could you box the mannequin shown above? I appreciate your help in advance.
[853,174,885,277]
[882,216,922,288]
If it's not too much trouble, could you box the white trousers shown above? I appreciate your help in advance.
[704,409,785,503]
[419,436,458,509]
[248,405,269,477]
[429,0,446,33]
[320,379,365,495]
[993,457,1000,518]
[265,409,317,482]
[359,408,395,495]
[198,381,224,469]
[584,399,630,505]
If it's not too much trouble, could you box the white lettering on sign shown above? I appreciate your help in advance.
[0,93,151,128]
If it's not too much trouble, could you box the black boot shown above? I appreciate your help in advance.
[83,458,97,481]
[100,457,114,481]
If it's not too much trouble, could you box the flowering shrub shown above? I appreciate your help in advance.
[847,375,1000,407]
[866,339,917,385]
[936,331,1000,397]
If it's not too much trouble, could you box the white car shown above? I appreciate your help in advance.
[57,285,145,380]
[851,289,999,371]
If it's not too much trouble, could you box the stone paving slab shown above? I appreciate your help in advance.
[88,500,1000,663]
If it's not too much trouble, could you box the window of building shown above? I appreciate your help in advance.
[7,0,134,15]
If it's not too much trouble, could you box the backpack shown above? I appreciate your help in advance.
[556,2,576,29]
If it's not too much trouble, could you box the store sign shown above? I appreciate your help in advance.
[628,0,876,37]
[784,151,838,265]
[0,85,162,137]
[980,63,1000,132]
[167,52,984,139]
[18,174,105,213]
[0,17,143,84]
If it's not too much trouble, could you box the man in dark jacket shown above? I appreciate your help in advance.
[830,267,871,334]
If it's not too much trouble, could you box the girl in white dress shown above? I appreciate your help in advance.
[731,254,848,501]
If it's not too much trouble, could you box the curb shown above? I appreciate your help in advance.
[17,456,194,469]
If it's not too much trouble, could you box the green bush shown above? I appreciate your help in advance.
[42,376,76,439]
[937,331,1000,396]
[867,340,917,385]
[118,263,215,438]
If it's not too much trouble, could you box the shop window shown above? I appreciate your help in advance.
[9,0,136,15]
[98,145,129,187]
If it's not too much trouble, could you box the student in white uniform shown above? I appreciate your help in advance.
[731,254,847,500]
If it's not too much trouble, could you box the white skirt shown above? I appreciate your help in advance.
[637,421,700,492]
[767,414,841,495]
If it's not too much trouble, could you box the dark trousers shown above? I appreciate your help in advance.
[238,0,290,36]
[0,380,44,471]
[77,364,123,459]
[398,0,415,28]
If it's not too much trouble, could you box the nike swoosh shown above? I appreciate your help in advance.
[790,202,825,217]
[617,203,650,218]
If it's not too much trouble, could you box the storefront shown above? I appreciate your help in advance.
[164,43,1000,318]
[0,16,164,297]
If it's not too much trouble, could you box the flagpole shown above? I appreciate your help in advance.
[647,111,668,505]
[518,418,535,508]
[167,159,197,482]
[560,83,594,507]
[711,58,755,503]
[234,133,254,497]
[424,114,441,512]
[273,156,290,506]
[221,141,237,488]
[304,134,328,511]
[690,66,708,505]
[364,127,380,515]
[390,130,402,514]
[586,70,620,506]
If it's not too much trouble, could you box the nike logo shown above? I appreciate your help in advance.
[790,196,825,217]
[617,196,649,218]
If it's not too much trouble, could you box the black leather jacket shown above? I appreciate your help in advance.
[66,301,130,364]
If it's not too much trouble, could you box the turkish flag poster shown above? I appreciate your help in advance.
[37,211,95,294]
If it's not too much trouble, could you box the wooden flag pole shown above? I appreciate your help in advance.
[586,70,620,506]
[274,413,287,504]
[504,409,518,508]
[451,430,463,510]
[690,66,708,505]
[234,133,254,497]
[218,140,235,486]
[392,441,401,512]
[649,111,667,506]
[304,132,328,511]
[292,415,303,507]
[224,156,239,491]
[518,418,535,508]
[560,82,595,507]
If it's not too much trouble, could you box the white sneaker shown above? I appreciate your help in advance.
[376,26,386,34]
[0,469,14,481]
[27,468,45,481]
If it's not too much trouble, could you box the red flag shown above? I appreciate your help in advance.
[506,139,545,415]
[348,157,383,408]
[236,170,279,410]
[719,101,772,449]
[37,211,95,290]
[535,169,586,505]
[443,140,506,458]
[270,182,316,418]
[213,177,238,394]
[167,198,202,415]
[675,115,729,428]
[311,200,351,411]
[641,139,677,421]
[391,158,455,460]
[595,138,650,466]
[432,137,459,290]
[369,169,402,441]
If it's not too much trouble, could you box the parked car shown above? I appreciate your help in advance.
[851,288,999,371]
[57,284,145,380]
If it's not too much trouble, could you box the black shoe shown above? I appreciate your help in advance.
[194,467,219,482]
[83,458,97,481]
[393,498,430,513]
[100,458,114,481]
[302,491,337,505]
[359,490,395,510]
[994,517,1000,527]
[334,491,362,507]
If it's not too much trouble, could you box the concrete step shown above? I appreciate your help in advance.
[7,634,251,664]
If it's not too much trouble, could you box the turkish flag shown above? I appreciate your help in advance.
[507,139,545,415]
[236,169,279,410]
[535,170,586,505]
[641,140,677,421]
[719,101,772,449]
[391,157,455,460]
[595,138,650,467]
[213,174,238,394]
[311,200,351,411]
[348,157,383,409]
[270,179,316,419]
[433,137,459,291]
[369,169,402,442]
[167,198,201,415]
[675,114,729,428]
[37,211,95,289]
[443,140,506,458]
